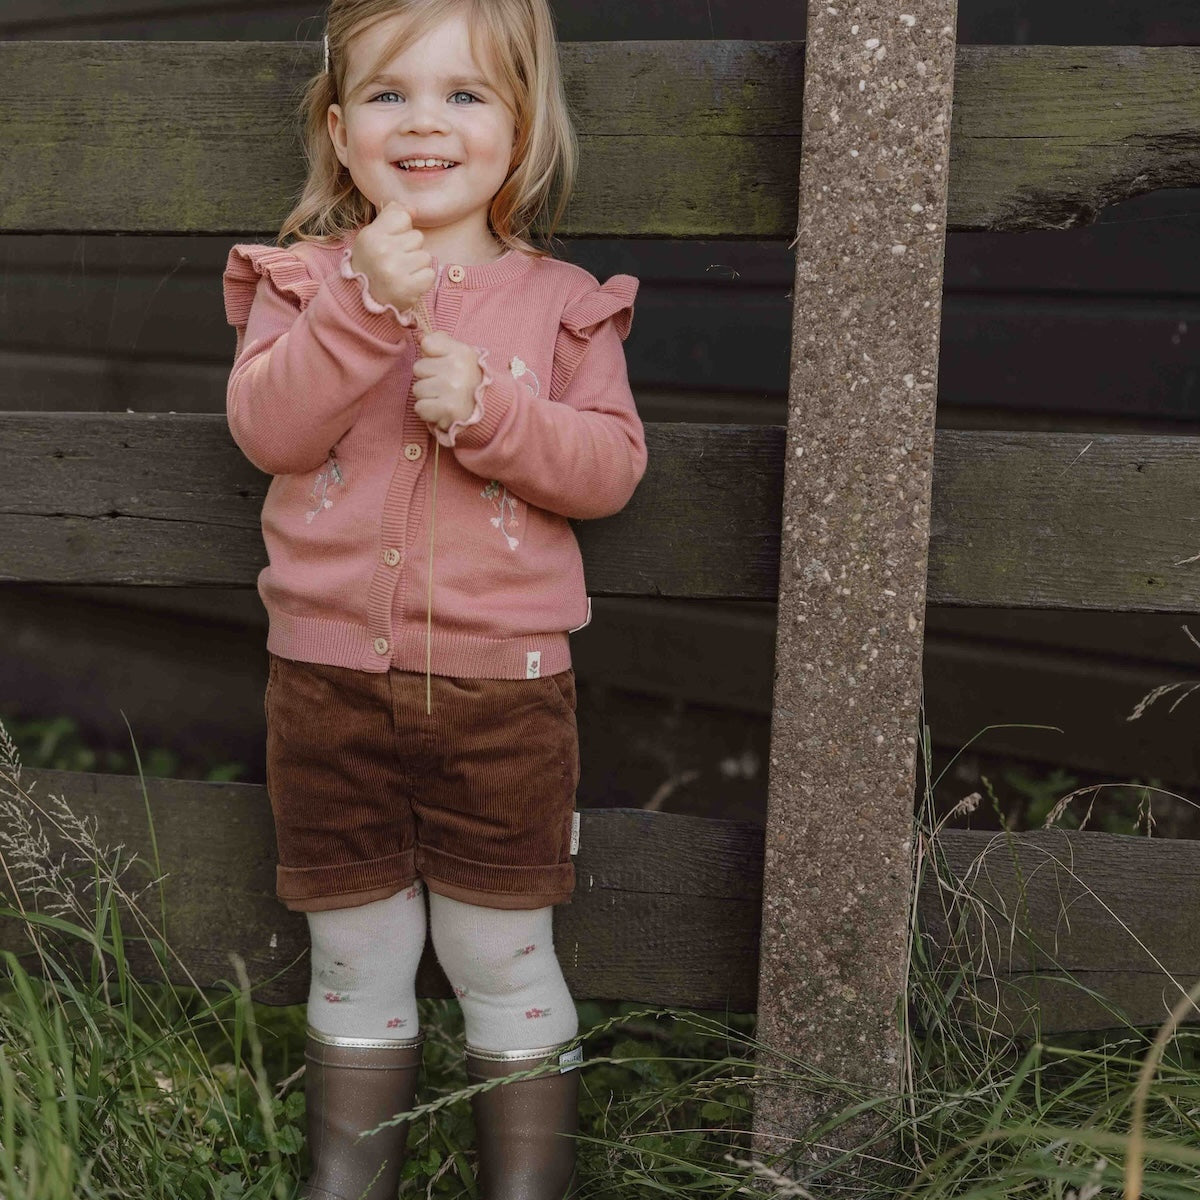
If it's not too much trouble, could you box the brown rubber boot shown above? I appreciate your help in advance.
[300,1027,425,1200]
[465,1041,583,1200]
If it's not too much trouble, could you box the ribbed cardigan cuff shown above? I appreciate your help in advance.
[447,368,516,450]
[325,267,415,345]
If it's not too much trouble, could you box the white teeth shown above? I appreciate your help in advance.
[397,158,455,169]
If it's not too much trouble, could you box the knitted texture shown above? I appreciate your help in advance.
[305,883,428,1039]
[428,893,578,1051]
[222,236,645,679]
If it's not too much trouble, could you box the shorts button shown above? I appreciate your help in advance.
[383,548,401,567]
[403,443,423,461]
[447,264,465,284]
[373,637,390,656]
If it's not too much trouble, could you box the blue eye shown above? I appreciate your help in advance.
[450,91,479,104]
[373,91,402,103]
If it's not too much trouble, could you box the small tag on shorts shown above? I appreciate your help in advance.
[558,1044,583,1073]
[570,811,580,855]
[526,650,541,679]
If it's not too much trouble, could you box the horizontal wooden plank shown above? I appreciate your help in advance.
[6,576,1197,808]
[926,431,1200,610]
[5,0,1196,47]
[0,270,796,393]
[0,0,807,43]
[0,415,786,597]
[922,826,1200,1034]
[1,43,1197,235]
[6,270,1200,418]
[0,40,802,238]
[4,414,1200,610]
[923,633,1200,788]
[0,770,764,1010]
[3,0,263,20]
[3,768,1198,1031]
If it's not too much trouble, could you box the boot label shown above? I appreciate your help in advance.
[558,1045,583,1073]
[570,812,580,855]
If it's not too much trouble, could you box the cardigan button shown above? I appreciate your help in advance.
[383,548,401,567]
[373,637,390,656]
[446,264,466,284]
[403,443,423,461]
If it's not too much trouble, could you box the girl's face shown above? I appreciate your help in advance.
[328,9,517,261]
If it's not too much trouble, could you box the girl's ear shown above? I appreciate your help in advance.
[327,104,350,168]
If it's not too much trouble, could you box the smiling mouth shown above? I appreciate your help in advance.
[394,158,459,171]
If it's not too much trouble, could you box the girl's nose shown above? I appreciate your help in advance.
[401,96,450,135]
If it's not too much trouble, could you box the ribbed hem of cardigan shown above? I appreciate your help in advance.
[264,610,572,679]
[277,848,417,911]
[417,845,575,909]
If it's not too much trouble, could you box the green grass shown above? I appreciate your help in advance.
[3,713,1200,1197]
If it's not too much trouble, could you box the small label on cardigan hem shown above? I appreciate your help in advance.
[526,650,541,678]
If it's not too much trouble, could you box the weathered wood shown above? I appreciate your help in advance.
[750,0,956,1167]
[1,416,788,593]
[1,42,1197,235]
[3,0,256,19]
[922,827,1200,1035]
[0,770,762,1010]
[2,768,1195,1033]
[0,268,794,394]
[6,415,1200,610]
[6,267,1200,419]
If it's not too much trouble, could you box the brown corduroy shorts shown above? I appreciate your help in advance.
[263,652,580,913]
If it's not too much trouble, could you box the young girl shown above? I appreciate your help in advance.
[220,1,645,1195]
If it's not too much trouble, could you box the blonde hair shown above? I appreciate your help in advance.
[277,0,576,256]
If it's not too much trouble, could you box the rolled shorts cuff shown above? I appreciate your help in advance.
[416,844,575,909]
[277,847,417,912]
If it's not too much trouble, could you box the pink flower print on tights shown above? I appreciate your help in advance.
[452,985,468,998]
[525,1007,552,1020]
[386,1017,408,1029]
[324,991,348,1003]
[514,944,536,957]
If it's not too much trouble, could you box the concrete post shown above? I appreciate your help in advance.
[751,0,960,1183]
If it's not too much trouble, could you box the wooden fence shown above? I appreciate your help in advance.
[2,30,1200,1122]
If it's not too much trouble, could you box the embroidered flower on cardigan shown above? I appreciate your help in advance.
[473,357,544,550]
[306,448,344,523]
[481,479,520,551]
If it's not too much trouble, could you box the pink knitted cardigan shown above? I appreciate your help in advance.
[222,235,646,680]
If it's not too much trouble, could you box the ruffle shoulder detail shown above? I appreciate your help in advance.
[560,274,637,344]
[551,274,638,401]
[222,243,322,328]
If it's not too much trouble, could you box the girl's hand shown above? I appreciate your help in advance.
[350,201,434,315]
[412,331,483,431]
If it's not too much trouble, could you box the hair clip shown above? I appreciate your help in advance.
[323,32,331,73]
